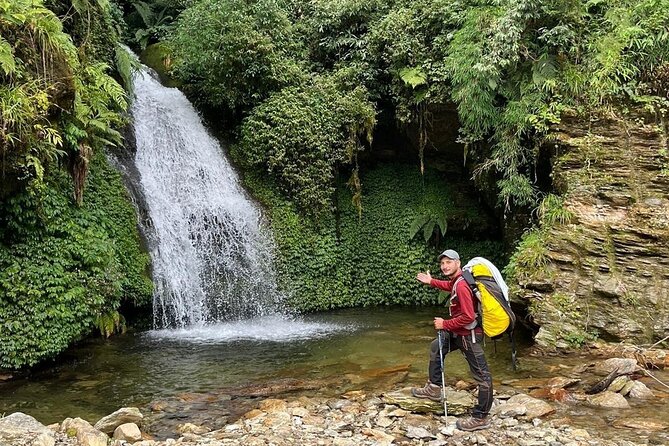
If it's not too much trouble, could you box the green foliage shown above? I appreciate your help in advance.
[537,193,574,226]
[503,228,548,282]
[239,74,375,218]
[0,152,152,369]
[239,163,504,312]
[130,0,173,49]
[169,0,305,112]
[0,0,128,204]
[409,212,447,244]
[95,310,127,337]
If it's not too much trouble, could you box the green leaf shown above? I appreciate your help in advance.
[0,36,15,75]
[422,219,436,242]
[399,67,427,89]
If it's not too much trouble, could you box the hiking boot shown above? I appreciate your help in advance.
[411,382,442,402]
[456,416,491,432]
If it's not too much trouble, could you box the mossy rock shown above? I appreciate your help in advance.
[140,42,181,88]
[382,387,475,415]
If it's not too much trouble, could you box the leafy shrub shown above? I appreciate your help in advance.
[239,74,376,218]
[169,0,305,112]
[0,152,152,369]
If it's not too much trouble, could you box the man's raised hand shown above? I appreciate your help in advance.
[416,271,432,284]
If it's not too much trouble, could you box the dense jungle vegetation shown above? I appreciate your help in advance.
[2,0,669,368]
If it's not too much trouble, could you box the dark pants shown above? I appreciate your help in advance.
[428,331,493,419]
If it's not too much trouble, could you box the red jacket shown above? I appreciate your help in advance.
[430,271,480,336]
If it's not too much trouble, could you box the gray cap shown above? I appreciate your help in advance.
[438,249,460,261]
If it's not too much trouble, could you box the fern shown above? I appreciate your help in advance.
[114,44,139,94]
[0,36,15,75]
[95,311,126,338]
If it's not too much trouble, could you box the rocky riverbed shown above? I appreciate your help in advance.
[2,354,668,446]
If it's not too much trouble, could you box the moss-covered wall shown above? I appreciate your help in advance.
[240,162,504,311]
[0,152,152,369]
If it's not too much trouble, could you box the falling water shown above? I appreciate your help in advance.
[130,66,284,328]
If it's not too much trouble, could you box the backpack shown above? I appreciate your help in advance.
[460,258,518,370]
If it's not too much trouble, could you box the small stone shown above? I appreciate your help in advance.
[243,409,264,419]
[440,425,457,436]
[259,399,287,412]
[176,423,209,434]
[342,390,366,401]
[291,407,309,418]
[571,428,590,439]
[361,428,394,444]
[113,423,142,442]
[405,425,435,439]
[375,416,393,428]
[502,418,518,427]
[387,408,409,417]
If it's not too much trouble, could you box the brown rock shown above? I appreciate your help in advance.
[243,409,264,420]
[613,418,668,431]
[258,399,288,412]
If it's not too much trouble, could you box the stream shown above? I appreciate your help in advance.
[1,307,667,443]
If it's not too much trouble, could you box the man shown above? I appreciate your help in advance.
[412,249,493,432]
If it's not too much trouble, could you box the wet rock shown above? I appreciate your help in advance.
[491,394,555,419]
[608,375,632,392]
[626,381,654,399]
[545,376,580,389]
[113,423,142,442]
[587,391,630,408]
[0,413,55,446]
[528,387,573,402]
[382,387,475,415]
[94,407,143,435]
[612,418,668,431]
[61,417,108,446]
[595,358,639,375]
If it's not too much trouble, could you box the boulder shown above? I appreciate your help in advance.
[61,417,108,446]
[94,407,143,435]
[0,413,55,446]
[491,394,555,419]
[381,387,475,415]
[595,358,639,375]
[587,391,630,408]
[626,381,654,399]
[113,423,142,442]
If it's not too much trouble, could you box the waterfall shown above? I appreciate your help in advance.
[130,65,284,328]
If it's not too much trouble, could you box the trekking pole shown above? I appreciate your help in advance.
[437,329,448,417]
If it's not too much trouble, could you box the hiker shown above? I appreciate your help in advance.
[412,249,493,432]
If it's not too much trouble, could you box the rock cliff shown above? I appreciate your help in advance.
[514,110,669,348]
